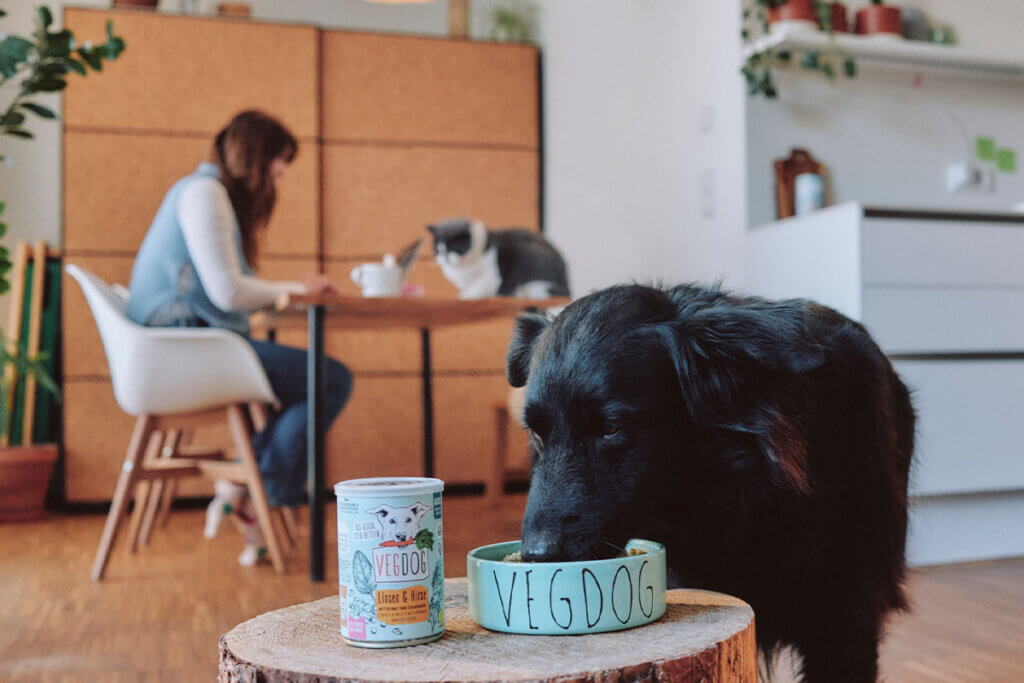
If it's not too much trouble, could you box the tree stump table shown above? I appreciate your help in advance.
[219,578,757,682]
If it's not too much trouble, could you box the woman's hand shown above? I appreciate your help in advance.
[300,272,338,295]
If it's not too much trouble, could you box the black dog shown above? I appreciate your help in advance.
[507,284,913,682]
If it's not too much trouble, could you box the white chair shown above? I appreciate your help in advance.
[66,264,293,579]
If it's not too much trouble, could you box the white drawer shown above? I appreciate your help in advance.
[862,219,1024,287]
[894,360,1024,496]
[863,287,1024,354]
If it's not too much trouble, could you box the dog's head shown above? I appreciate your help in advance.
[507,284,824,562]
[366,502,430,544]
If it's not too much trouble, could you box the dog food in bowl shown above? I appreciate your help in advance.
[468,539,667,635]
[335,477,445,648]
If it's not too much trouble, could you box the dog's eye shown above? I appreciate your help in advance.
[602,425,622,439]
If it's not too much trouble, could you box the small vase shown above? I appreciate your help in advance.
[855,5,903,37]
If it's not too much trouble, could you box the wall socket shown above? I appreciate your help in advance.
[947,162,995,193]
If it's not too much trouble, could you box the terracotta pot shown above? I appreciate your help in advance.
[112,0,159,9]
[855,4,903,36]
[0,444,58,522]
[767,0,817,24]
[828,3,850,33]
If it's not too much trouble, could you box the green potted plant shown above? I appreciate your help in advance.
[743,1,856,99]
[855,0,903,38]
[0,4,125,520]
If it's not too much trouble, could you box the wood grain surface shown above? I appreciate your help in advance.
[322,145,539,257]
[63,131,319,257]
[218,578,757,682]
[64,8,319,138]
[321,32,538,147]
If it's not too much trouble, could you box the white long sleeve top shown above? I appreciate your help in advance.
[177,176,305,312]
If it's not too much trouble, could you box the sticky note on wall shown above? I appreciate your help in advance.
[976,136,997,161]
[997,148,1016,173]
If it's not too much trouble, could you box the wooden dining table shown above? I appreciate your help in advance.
[254,294,569,581]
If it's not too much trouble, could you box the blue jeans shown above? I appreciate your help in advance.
[248,340,353,507]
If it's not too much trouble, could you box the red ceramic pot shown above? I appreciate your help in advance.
[828,3,850,33]
[855,5,903,36]
[767,0,818,24]
[0,444,58,522]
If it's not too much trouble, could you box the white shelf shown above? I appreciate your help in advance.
[742,31,1024,77]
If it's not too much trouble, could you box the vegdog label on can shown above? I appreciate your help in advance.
[336,478,445,647]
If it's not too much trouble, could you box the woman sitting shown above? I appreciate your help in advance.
[126,110,352,566]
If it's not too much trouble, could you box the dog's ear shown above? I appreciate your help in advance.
[366,504,391,519]
[409,503,430,520]
[677,300,824,376]
[658,300,822,493]
[506,312,550,388]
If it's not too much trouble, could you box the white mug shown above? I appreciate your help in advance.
[350,260,402,297]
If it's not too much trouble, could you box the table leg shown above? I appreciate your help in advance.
[421,327,435,479]
[308,305,326,582]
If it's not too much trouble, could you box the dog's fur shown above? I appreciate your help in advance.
[507,284,914,682]
[366,503,430,544]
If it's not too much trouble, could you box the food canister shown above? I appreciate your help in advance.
[335,477,445,648]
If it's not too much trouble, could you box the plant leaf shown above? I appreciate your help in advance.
[414,528,435,551]
[3,129,34,139]
[352,550,376,595]
[39,6,54,28]
[20,102,57,120]
[65,58,87,76]
[0,36,34,62]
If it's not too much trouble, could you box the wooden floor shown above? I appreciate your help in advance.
[1,495,1022,682]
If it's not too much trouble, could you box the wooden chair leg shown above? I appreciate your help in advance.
[490,406,509,502]
[139,430,181,545]
[92,416,153,580]
[249,402,270,432]
[127,431,163,553]
[277,507,299,548]
[156,431,189,529]
[227,405,285,573]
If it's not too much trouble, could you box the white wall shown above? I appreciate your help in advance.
[746,1,1024,226]
[537,0,746,296]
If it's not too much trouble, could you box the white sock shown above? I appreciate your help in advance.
[231,497,267,567]
[204,480,246,539]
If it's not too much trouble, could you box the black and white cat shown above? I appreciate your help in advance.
[427,218,570,300]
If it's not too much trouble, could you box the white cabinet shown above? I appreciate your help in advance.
[746,202,1024,565]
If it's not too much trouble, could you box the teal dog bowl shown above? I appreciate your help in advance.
[467,539,667,635]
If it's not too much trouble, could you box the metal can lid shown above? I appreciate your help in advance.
[334,476,444,498]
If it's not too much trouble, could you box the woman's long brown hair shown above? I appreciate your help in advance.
[211,110,298,266]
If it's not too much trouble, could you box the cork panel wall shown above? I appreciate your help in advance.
[63,381,222,502]
[433,374,530,484]
[63,8,318,138]
[63,132,319,257]
[432,319,518,372]
[326,376,423,483]
[322,145,539,258]
[322,31,537,147]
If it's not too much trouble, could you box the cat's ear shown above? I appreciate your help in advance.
[506,312,549,387]
[426,224,438,236]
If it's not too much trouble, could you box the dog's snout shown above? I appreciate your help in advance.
[520,536,566,563]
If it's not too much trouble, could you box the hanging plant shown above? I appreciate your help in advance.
[741,0,857,99]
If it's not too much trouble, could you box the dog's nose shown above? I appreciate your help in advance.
[521,537,567,563]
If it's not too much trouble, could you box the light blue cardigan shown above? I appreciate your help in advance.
[126,162,251,335]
